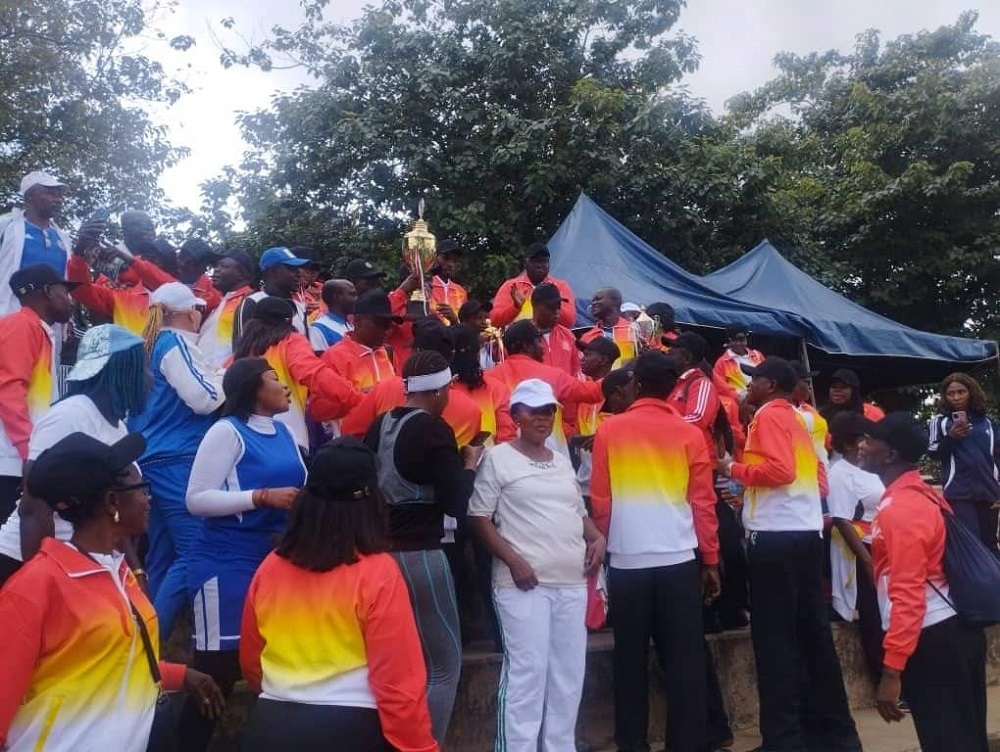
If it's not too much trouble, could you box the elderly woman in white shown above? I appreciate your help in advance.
[469,378,606,752]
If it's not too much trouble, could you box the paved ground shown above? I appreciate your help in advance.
[723,684,1000,752]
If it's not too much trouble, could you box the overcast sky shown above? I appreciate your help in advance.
[154,0,1000,213]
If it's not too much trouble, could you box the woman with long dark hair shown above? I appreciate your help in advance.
[240,438,438,751]
[178,357,307,750]
[233,296,360,451]
[450,324,515,443]
[0,432,223,751]
[363,350,483,742]
[821,368,885,424]
[0,324,149,585]
[928,372,1000,554]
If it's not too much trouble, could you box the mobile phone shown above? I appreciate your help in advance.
[469,431,492,447]
[952,411,968,424]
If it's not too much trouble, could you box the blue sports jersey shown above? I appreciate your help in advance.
[21,221,67,273]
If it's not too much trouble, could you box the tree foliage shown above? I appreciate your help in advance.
[0,0,192,220]
[730,11,1000,337]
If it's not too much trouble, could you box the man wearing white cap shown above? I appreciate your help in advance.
[0,171,73,317]
[470,378,605,752]
[129,282,225,640]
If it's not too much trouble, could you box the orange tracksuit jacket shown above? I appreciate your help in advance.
[490,273,576,328]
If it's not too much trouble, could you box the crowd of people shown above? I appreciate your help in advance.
[0,171,995,752]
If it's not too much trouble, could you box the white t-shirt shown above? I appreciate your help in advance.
[827,457,884,621]
[0,395,127,560]
[468,443,588,588]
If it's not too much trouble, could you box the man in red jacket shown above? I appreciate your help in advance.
[491,243,575,328]
[532,282,579,376]
[863,413,988,752]
[717,357,860,752]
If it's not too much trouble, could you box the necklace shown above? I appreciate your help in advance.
[512,440,555,468]
[528,459,556,469]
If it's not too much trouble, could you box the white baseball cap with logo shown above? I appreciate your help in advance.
[20,171,66,195]
[510,378,560,409]
[150,282,205,311]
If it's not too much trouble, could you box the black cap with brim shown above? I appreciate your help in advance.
[830,368,861,389]
[10,264,80,297]
[600,367,634,413]
[27,432,146,515]
[344,259,386,280]
[217,250,257,279]
[531,282,568,308]
[354,290,404,323]
[526,242,549,260]
[740,357,797,393]
[863,412,928,463]
[436,239,463,256]
[251,296,297,324]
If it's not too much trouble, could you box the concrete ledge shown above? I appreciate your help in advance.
[208,624,1000,751]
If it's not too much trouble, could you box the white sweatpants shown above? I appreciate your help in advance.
[494,584,588,752]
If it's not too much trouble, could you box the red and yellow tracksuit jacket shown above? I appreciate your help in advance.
[0,539,185,751]
[667,368,722,459]
[452,376,516,445]
[539,324,581,377]
[712,348,764,401]
[591,398,719,568]
[428,277,467,324]
[490,273,576,329]
[240,551,437,752]
[580,318,637,368]
[321,335,397,392]
[731,398,827,532]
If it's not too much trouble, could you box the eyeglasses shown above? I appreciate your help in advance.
[111,481,151,496]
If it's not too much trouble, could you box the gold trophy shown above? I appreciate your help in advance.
[402,198,437,313]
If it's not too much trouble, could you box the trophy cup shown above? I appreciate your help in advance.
[402,198,437,314]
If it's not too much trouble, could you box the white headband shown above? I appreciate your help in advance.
[404,368,453,394]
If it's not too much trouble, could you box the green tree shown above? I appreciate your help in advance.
[0,0,193,220]
[214,0,753,295]
[729,12,1000,338]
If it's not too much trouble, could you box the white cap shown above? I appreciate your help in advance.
[622,302,641,314]
[510,378,560,409]
[150,282,205,311]
[20,171,66,194]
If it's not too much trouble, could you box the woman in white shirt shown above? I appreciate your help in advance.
[469,378,605,752]
[827,411,885,685]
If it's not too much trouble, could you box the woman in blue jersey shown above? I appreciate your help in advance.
[179,357,305,750]
[131,283,225,641]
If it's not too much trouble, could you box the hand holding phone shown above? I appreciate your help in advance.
[469,430,492,447]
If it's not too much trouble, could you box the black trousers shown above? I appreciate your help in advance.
[0,552,22,587]
[713,496,749,627]
[856,542,884,686]
[0,475,20,525]
[610,560,707,752]
[241,700,390,752]
[747,531,861,752]
[904,616,989,752]
[175,650,242,751]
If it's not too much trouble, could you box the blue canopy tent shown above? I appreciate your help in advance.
[547,194,808,337]
[703,240,999,388]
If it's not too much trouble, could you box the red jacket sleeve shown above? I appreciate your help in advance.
[681,377,720,433]
[555,278,576,328]
[285,334,361,421]
[490,278,521,327]
[238,575,265,693]
[388,288,409,317]
[67,254,115,318]
[730,410,797,488]
[0,316,42,460]
[557,371,603,405]
[0,584,44,743]
[129,258,175,291]
[880,501,935,672]
[490,380,517,443]
[158,661,186,692]
[590,423,613,536]
[362,557,439,752]
[686,434,720,565]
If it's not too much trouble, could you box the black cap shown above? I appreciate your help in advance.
[531,282,566,308]
[218,249,256,279]
[354,290,403,322]
[578,335,621,363]
[790,360,819,380]
[436,239,463,256]
[458,299,492,322]
[180,238,214,262]
[289,245,319,265]
[601,367,635,413]
[671,332,708,362]
[251,296,296,324]
[412,317,454,356]
[864,412,928,463]
[830,368,861,389]
[526,242,550,260]
[27,432,146,516]
[646,302,675,327]
[725,325,749,340]
[741,356,797,393]
[503,320,542,353]
[344,258,386,280]
[306,437,379,500]
[10,264,79,298]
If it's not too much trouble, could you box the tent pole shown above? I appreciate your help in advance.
[799,339,817,406]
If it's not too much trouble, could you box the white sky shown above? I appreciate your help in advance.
[154,0,1000,214]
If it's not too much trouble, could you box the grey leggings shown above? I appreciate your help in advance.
[392,549,463,743]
